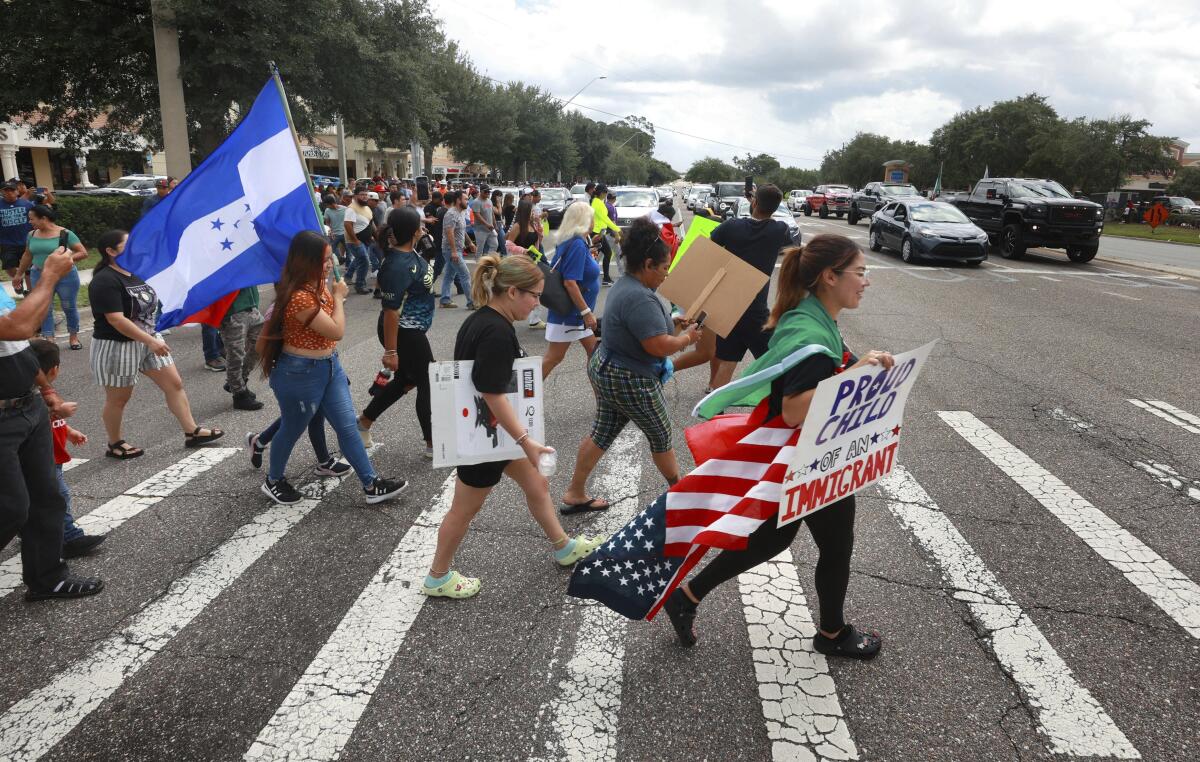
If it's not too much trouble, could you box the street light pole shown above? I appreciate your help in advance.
[558,75,606,182]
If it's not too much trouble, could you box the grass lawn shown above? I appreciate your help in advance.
[1103,224,1200,245]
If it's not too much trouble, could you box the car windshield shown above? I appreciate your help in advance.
[824,186,851,193]
[539,188,568,201]
[570,185,586,194]
[106,177,148,190]
[614,190,658,207]
[882,184,919,196]
[1169,197,1196,206]
[910,204,970,223]
[1007,180,1072,199]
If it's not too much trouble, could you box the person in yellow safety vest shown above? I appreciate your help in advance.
[590,183,621,284]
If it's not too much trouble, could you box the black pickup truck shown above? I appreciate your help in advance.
[848,182,922,225]
[951,178,1104,262]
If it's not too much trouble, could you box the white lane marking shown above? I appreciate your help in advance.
[244,471,456,762]
[1128,399,1200,435]
[940,411,1200,638]
[1102,291,1141,301]
[0,463,361,762]
[1131,462,1200,503]
[739,549,859,762]
[61,458,88,472]
[529,432,642,762]
[0,448,238,598]
[878,468,1139,758]
[1038,275,1062,282]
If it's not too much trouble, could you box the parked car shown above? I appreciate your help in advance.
[611,187,661,236]
[805,184,853,218]
[57,174,166,198]
[868,201,988,265]
[655,186,675,203]
[536,186,571,228]
[1150,195,1200,215]
[848,182,922,225]
[951,178,1104,262]
[310,174,342,188]
[786,189,813,212]
[686,184,713,210]
[570,183,590,202]
[735,197,803,246]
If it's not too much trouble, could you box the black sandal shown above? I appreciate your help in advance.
[185,426,225,448]
[105,440,144,460]
[813,624,882,660]
[25,575,105,601]
[560,497,611,515]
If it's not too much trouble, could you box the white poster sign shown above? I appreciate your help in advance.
[430,356,545,468]
[778,340,937,527]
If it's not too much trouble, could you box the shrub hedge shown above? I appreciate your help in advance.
[52,195,144,247]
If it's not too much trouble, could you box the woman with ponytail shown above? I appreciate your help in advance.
[664,234,895,660]
[422,254,603,599]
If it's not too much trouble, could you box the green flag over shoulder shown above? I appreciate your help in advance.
[692,295,843,420]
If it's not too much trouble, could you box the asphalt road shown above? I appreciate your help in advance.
[1,205,1197,762]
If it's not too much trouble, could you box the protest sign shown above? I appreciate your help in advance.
[778,340,937,527]
[430,356,545,468]
[668,214,720,272]
[657,236,769,339]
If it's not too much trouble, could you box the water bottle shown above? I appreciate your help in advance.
[368,367,392,397]
[538,447,558,477]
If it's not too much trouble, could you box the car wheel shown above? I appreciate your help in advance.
[868,227,883,252]
[901,237,919,264]
[847,207,859,225]
[819,206,828,219]
[803,205,812,217]
[1000,223,1026,259]
[1066,245,1098,263]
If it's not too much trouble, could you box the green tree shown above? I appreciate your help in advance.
[604,145,649,185]
[607,116,655,155]
[567,112,611,179]
[685,157,738,183]
[929,94,1059,188]
[1168,166,1200,198]
[767,166,821,190]
[646,158,679,185]
[734,153,781,179]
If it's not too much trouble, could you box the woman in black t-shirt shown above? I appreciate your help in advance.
[87,229,223,459]
[665,234,895,660]
[421,254,603,599]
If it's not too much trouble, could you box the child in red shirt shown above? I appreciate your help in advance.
[30,339,106,557]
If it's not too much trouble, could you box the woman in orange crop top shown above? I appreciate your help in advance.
[255,231,408,506]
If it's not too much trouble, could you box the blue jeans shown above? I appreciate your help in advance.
[329,234,347,264]
[257,413,332,463]
[439,245,473,306]
[268,352,376,487]
[345,242,370,288]
[30,267,81,337]
[202,324,224,362]
[55,464,83,542]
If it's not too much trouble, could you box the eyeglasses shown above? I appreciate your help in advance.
[518,288,543,301]
[835,267,870,278]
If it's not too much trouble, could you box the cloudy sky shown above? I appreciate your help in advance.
[442,0,1200,172]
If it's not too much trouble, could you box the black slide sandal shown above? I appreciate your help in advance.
[813,624,882,660]
[25,575,105,601]
[185,426,225,448]
[560,497,611,515]
[105,440,144,460]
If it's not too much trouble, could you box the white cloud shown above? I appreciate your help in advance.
[442,0,1200,171]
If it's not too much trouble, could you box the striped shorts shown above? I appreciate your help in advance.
[90,336,174,387]
[587,352,672,453]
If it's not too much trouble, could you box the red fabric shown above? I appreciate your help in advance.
[683,399,771,465]
[181,291,238,328]
[661,221,679,259]
[50,418,70,465]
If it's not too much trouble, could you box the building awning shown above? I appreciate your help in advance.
[300,137,338,160]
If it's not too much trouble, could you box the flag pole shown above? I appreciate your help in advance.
[268,61,324,232]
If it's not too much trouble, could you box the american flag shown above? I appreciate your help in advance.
[568,401,799,620]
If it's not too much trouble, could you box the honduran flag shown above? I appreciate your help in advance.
[123,75,321,330]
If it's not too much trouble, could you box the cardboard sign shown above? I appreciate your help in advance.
[668,214,720,273]
[778,340,936,527]
[430,356,545,467]
[657,236,770,340]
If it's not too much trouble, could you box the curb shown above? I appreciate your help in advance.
[1101,233,1200,249]
[1094,256,1200,280]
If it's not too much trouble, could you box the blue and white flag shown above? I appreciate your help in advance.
[124,76,320,329]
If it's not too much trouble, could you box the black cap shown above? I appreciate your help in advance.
[2,179,18,190]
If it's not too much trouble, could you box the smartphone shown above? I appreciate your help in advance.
[331,261,342,283]
[58,230,70,249]
[694,310,708,327]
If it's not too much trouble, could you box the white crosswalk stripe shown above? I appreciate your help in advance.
[0,447,237,599]
[739,549,858,762]
[940,411,1200,638]
[1128,399,1200,435]
[244,471,456,762]
[0,459,365,762]
[530,431,642,762]
[878,467,1139,758]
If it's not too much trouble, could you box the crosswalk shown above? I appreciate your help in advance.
[1,397,1197,760]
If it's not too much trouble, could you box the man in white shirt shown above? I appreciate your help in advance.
[343,186,374,294]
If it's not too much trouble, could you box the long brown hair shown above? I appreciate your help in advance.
[471,253,542,309]
[514,197,534,237]
[258,230,331,377]
[765,234,860,329]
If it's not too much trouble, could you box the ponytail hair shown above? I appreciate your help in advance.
[95,229,128,272]
[471,253,543,308]
[765,233,860,329]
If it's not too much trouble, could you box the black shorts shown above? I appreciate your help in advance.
[458,459,511,489]
[0,245,23,270]
[715,311,772,362]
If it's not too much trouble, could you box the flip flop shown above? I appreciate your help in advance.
[560,497,611,515]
